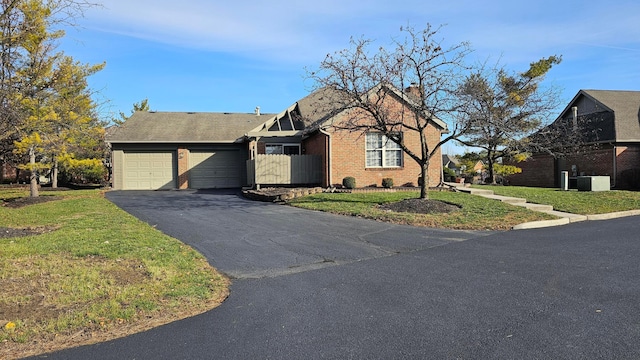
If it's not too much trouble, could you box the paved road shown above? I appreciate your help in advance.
[32,190,640,359]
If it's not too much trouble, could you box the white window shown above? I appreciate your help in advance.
[265,144,300,155]
[366,133,402,168]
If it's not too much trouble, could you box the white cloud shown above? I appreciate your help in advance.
[85,0,640,67]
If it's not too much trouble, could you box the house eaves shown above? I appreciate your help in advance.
[107,140,244,144]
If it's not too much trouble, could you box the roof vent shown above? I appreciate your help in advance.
[255,106,260,116]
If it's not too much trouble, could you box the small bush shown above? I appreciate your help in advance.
[59,157,107,184]
[342,176,356,189]
[443,167,456,182]
[382,178,393,188]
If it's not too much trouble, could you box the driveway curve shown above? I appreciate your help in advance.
[30,190,640,359]
[103,189,489,279]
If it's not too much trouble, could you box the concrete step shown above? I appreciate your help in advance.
[456,188,495,196]
[514,202,554,212]
[542,210,588,222]
[481,194,527,204]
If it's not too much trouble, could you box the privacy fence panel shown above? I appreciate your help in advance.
[247,154,322,186]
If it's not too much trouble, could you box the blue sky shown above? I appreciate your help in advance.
[60,0,640,152]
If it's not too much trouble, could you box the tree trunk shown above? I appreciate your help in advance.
[487,150,496,185]
[52,156,58,188]
[29,146,39,197]
[487,156,496,185]
[419,162,429,199]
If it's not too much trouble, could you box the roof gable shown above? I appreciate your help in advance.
[294,84,449,133]
[558,90,640,142]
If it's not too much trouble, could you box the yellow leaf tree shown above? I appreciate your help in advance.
[5,0,103,196]
[458,56,563,184]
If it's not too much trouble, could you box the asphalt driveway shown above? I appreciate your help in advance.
[32,190,640,359]
[103,189,489,279]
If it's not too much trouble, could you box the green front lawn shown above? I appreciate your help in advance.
[472,185,640,214]
[289,190,555,230]
[0,188,229,358]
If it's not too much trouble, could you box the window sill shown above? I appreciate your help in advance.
[365,167,404,170]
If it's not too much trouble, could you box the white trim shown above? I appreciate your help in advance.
[365,132,403,168]
[319,128,332,186]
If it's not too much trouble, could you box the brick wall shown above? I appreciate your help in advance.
[507,154,556,187]
[327,110,443,188]
[177,147,189,189]
[302,132,329,186]
[616,145,640,188]
[507,145,640,188]
[562,148,614,178]
[1,161,17,182]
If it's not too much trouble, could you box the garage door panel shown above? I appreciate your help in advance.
[189,151,241,189]
[123,152,175,190]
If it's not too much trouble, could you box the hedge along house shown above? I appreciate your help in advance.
[507,90,640,189]
[109,85,448,190]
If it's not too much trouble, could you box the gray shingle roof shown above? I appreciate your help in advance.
[581,90,640,142]
[296,85,449,133]
[296,87,346,127]
[558,90,640,143]
[107,111,273,143]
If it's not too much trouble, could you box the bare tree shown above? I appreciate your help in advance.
[307,24,473,199]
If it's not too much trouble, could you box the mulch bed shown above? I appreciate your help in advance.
[1,195,63,208]
[245,187,461,215]
[0,226,58,239]
[378,198,461,214]
[1,196,63,239]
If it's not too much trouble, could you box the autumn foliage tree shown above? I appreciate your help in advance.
[1,0,103,196]
[308,24,473,199]
[44,56,105,187]
[457,56,563,184]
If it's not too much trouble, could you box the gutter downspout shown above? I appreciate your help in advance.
[319,128,332,187]
[612,145,617,188]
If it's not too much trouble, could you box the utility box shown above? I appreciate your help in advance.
[560,171,569,191]
[577,176,610,191]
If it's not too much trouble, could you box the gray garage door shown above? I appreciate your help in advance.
[123,152,176,190]
[189,150,242,189]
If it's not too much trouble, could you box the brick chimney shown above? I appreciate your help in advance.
[405,82,423,101]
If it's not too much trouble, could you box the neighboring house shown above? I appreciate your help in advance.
[507,90,640,189]
[1,160,17,183]
[442,154,461,175]
[471,160,485,174]
[108,86,448,190]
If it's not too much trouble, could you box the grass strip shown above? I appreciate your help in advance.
[0,188,229,358]
[289,190,555,230]
[473,185,640,215]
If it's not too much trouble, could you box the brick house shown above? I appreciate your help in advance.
[1,160,17,183]
[507,90,640,189]
[108,85,447,190]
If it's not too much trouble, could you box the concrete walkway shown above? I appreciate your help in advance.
[453,185,640,230]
